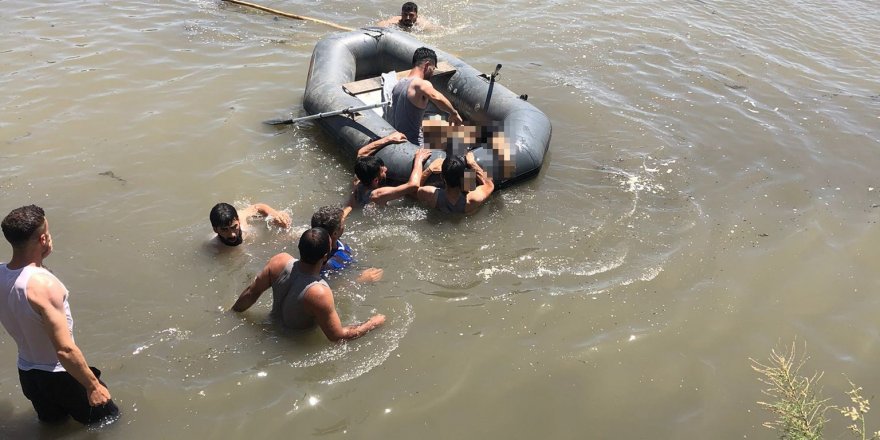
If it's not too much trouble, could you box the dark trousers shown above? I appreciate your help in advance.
[18,366,119,425]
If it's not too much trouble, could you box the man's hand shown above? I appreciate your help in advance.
[270,211,291,228]
[386,132,409,144]
[414,148,432,164]
[356,268,384,283]
[428,158,444,174]
[449,111,463,126]
[465,151,478,167]
[88,383,112,407]
[369,314,386,327]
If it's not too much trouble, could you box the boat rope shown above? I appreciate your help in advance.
[221,0,354,31]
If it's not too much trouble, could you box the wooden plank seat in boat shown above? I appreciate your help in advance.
[342,61,456,96]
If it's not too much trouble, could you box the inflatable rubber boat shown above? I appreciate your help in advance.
[302,28,551,189]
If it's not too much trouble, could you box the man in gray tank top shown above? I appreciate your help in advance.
[386,47,463,146]
[231,228,385,342]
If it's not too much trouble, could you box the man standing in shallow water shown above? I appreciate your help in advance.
[0,205,119,425]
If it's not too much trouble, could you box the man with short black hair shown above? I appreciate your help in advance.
[209,202,291,247]
[417,151,495,215]
[0,205,119,425]
[310,205,383,282]
[231,228,385,342]
[347,148,432,208]
[377,2,433,31]
[385,47,462,146]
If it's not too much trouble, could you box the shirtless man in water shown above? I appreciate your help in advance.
[208,202,290,247]
[377,2,434,32]
[346,145,432,208]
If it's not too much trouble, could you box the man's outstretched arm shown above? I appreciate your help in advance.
[240,203,291,228]
[370,149,432,204]
[357,132,408,158]
[414,80,463,125]
[303,284,385,342]
[231,253,289,312]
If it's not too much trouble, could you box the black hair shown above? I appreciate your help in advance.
[311,206,343,236]
[2,205,46,248]
[441,155,467,189]
[209,203,239,228]
[354,156,384,184]
[298,227,331,264]
[412,47,437,68]
[402,2,418,13]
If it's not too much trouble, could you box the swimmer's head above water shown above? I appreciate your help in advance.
[354,156,387,188]
[298,227,331,265]
[399,2,419,29]
[209,202,243,247]
[311,206,345,244]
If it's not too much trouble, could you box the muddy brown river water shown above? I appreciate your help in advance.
[1,0,879,438]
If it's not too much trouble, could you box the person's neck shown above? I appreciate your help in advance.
[6,248,43,270]
[408,66,426,80]
[295,260,323,276]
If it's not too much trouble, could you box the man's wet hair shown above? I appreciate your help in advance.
[412,47,437,67]
[441,155,467,189]
[402,2,418,13]
[299,227,331,264]
[209,203,239,228]
[2,205,46,248]
[354,156,385,184]
[311,206,343,236]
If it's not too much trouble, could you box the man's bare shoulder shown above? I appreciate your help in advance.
[27,270,62,292]
[302,281,334,311]
[377,15,400,27]
[267,252,295,269]
[25,270,66,310]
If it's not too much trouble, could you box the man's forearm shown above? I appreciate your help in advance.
[57,344,102,391]
[357,133,402,157]
[357,139,385,158]
[433,98,459,119]
[408,155,426,186]
[340,316,383,340]
[231,287,257,312]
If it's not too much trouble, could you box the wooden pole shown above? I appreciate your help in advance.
[221,0,354,31]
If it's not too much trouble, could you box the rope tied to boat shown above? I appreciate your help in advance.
[221,0,354,31]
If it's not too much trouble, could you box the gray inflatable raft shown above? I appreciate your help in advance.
[303,28,551,189]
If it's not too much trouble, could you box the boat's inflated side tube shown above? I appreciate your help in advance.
[303,28,551,189]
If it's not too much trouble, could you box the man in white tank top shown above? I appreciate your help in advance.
[0,205,118,424]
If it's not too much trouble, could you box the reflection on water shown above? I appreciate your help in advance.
[2,0,880,438]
